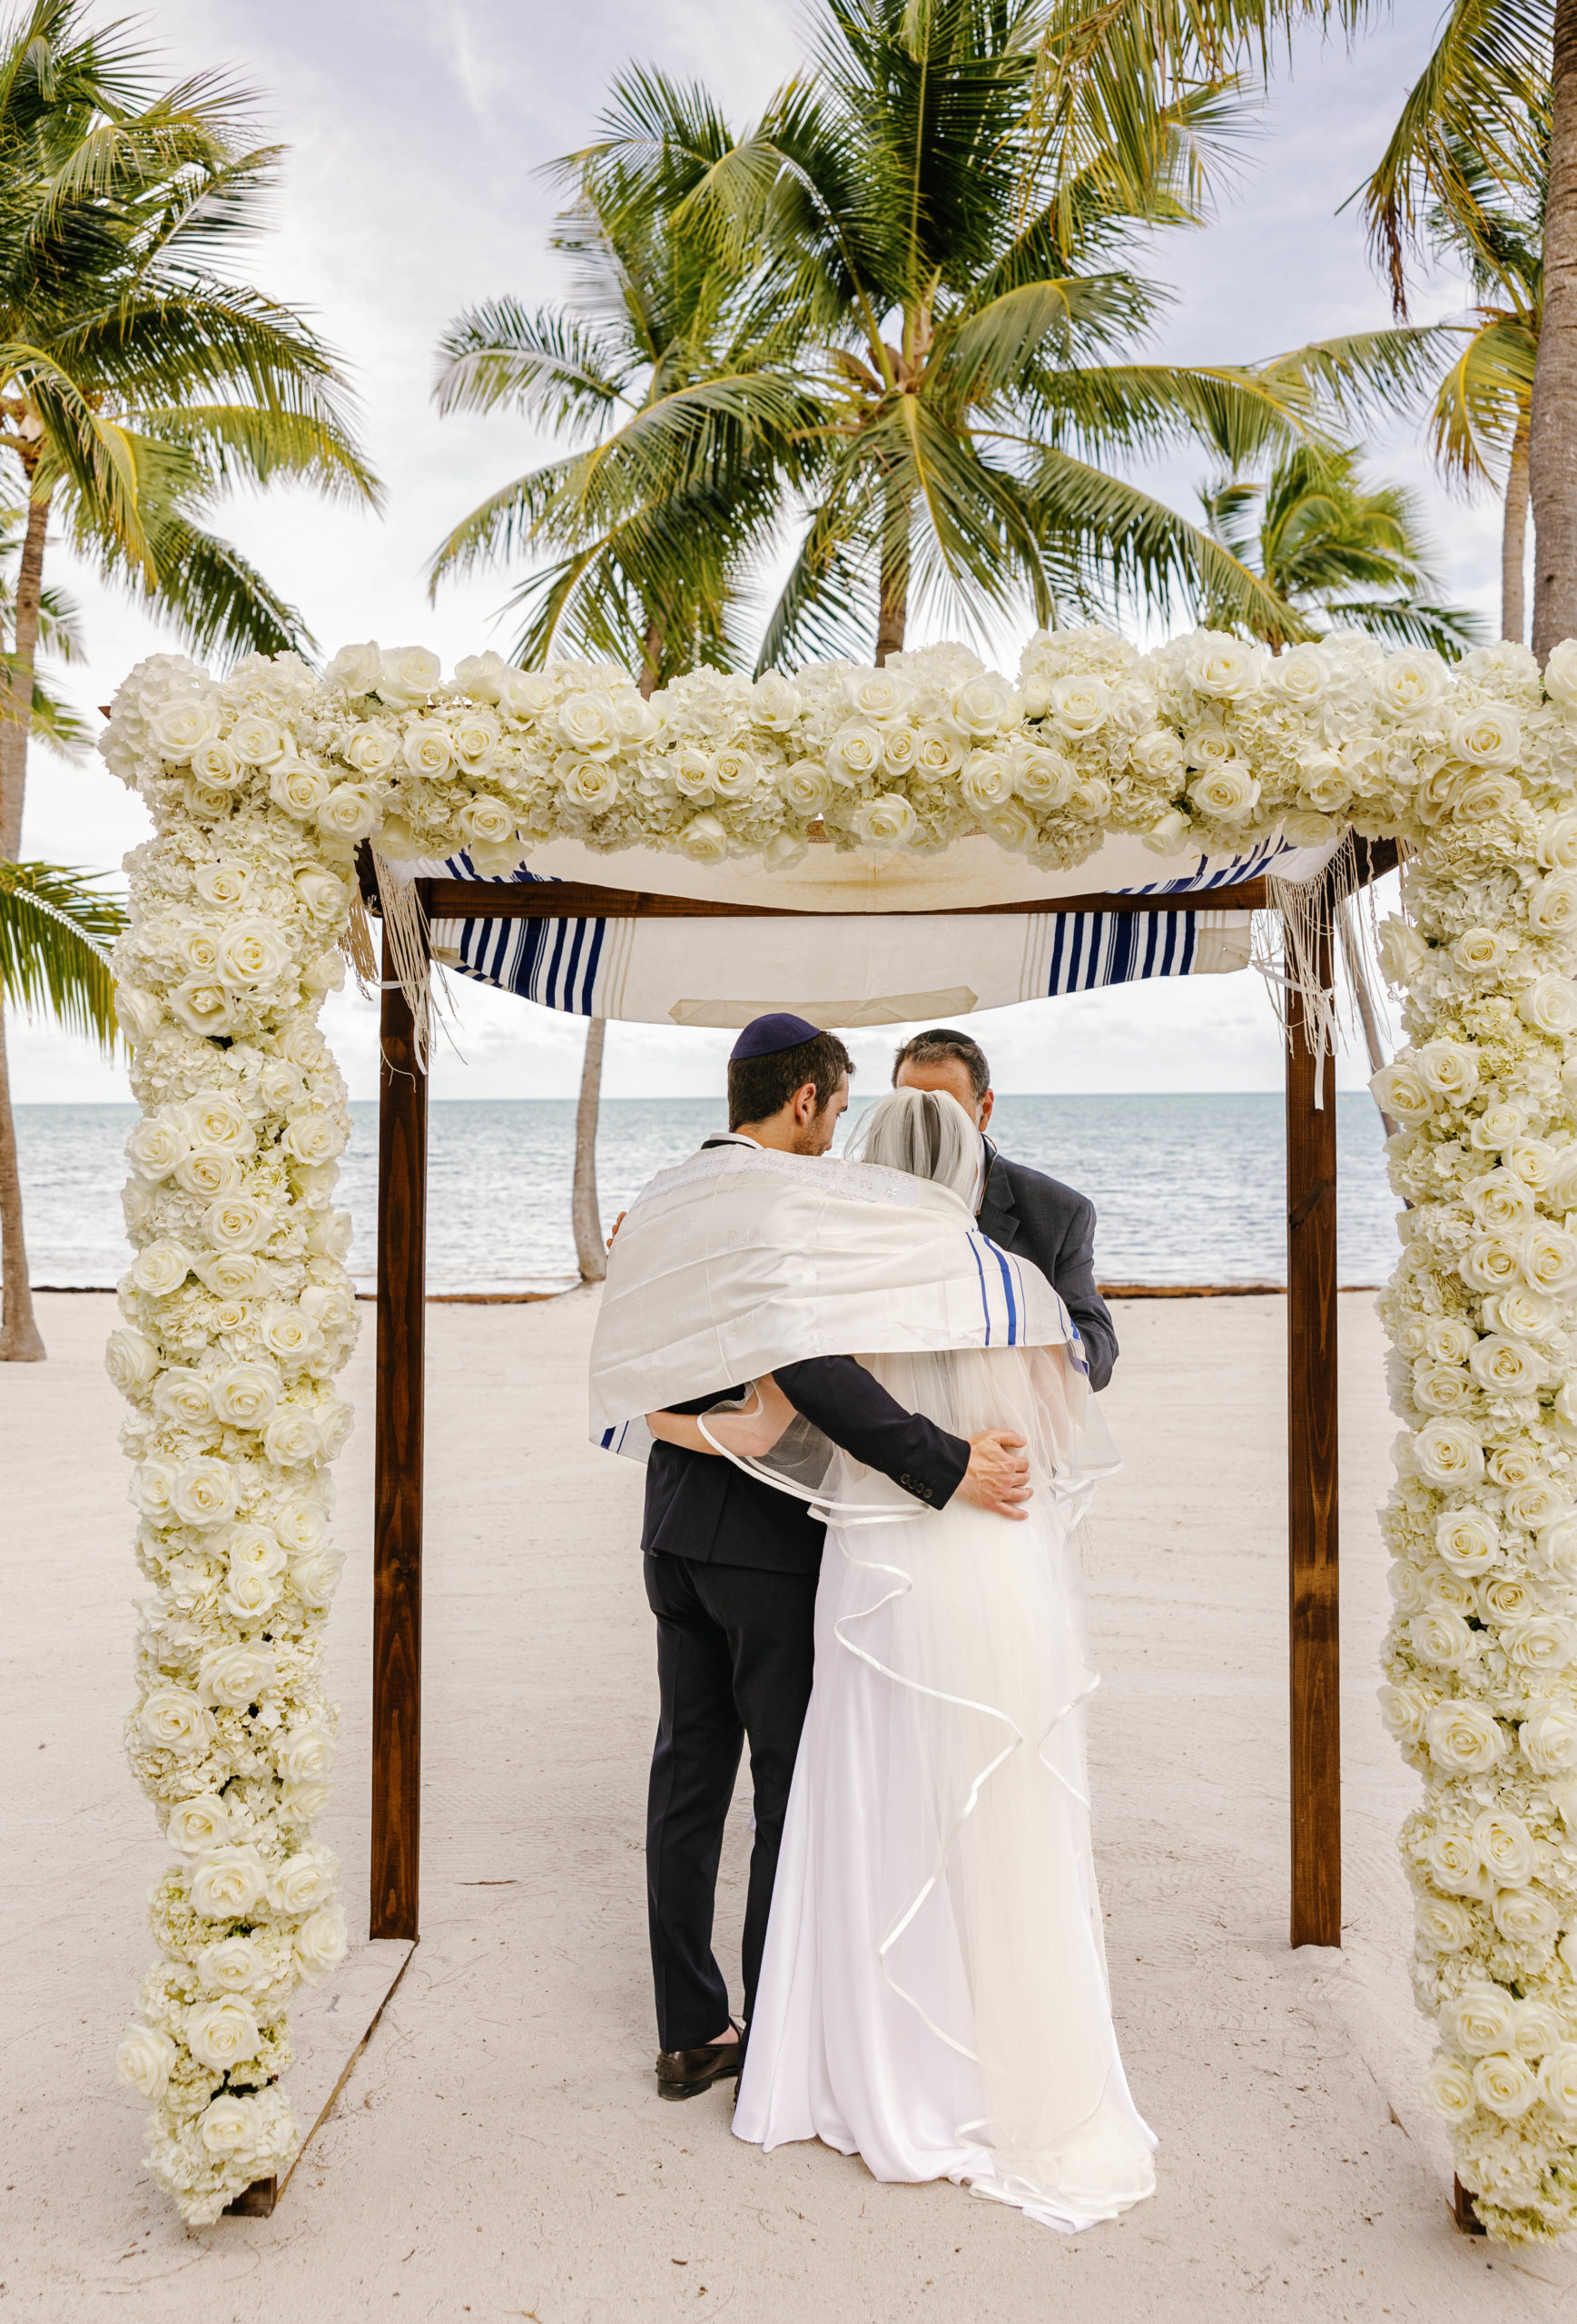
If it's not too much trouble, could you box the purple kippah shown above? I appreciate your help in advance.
[729,1011,824,1062]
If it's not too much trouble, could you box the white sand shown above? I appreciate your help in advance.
[5,1287,1576,2322]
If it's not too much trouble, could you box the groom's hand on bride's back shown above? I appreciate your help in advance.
[955,1431,1031,1520]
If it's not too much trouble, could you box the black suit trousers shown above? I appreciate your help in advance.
[644,1550,819,2052]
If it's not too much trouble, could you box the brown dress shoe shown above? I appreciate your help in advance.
[655,2019,744,2101]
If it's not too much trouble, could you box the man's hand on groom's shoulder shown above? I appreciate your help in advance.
[955,1431,1032,1521]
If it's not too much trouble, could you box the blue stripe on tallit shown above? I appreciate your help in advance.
[1044,907,1198,996]
[989,1238,1020,1342]
[440,854,607,1018]
[966,1232,992,1346]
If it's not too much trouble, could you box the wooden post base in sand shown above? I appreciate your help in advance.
[1453,2176,1487,2236]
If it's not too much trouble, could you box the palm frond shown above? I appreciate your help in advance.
[0,857,123,1048]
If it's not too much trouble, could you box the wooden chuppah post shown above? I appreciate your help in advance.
[371,919,428,1941]
[1285,881,1341,1948]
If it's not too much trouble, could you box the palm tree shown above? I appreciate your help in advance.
[429,149,817,1269]
[0,860,123,1360]
[0,0,380,1362]
[1200,442,1482,653]
[0,0,382,862]
[1355,0,1572,653]
[571,6,1445,668]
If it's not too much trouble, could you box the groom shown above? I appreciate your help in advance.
[638,1013,1033,2101]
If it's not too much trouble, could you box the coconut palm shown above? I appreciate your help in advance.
[0,860,123,1359]
[0,0,382,862]
[1200,441,1482,653]
[572,7,1445,668]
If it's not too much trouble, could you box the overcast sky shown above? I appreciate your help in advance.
[13,0,1475,1105]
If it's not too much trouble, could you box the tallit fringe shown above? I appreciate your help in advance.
[1255,831,1403,1111]
[370,851,447,1072]
[339,887,379,1000]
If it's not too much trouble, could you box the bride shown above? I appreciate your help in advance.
[673,1086,1156,2231]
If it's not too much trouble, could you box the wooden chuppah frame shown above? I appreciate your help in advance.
[366,838,1397,1956]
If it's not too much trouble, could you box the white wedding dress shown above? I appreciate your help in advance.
[729,1225,1156,2228]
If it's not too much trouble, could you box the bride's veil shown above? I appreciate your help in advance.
[846,1085,985,1207]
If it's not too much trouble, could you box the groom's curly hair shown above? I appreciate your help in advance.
[728,1029,853,1129]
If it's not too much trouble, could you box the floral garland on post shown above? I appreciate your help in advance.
[100,625,1577,2233]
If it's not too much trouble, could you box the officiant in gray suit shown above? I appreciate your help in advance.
[892,1027,1119,1393]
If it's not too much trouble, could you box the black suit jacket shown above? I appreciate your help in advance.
[977,1147,1118,1392]
[641,1354,971,1574]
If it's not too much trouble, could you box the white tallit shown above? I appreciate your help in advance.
[587,1134,1086,1454]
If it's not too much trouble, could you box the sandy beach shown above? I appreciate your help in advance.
[5,1285,1575,2323]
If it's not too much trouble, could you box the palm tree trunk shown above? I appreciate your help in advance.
[0,486,48,860]
[1532,0,1577,663]
[1503,408,1532,645]
[572,1014,607,1283]
[875,484,910,666]
[0,999,44,1359]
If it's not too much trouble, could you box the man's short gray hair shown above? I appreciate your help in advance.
[891,1028,991,1102]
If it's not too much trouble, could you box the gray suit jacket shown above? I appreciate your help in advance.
[977,1146,1118,1392]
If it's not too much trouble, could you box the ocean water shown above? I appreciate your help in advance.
[14,1091,1398,1294]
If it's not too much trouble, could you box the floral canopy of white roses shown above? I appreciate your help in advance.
[101,623,1577,2237]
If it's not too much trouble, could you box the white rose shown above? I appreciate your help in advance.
[294,868,347,922]
[711,748,759,800]
[153,1367,214,1429]
[166,1794,232,1854]
[1520,1701,1577,1771]
[1488,1286,1557,1338]
[216,920,291,987]
[1493,1886,1560,1943]
[198,1641,274,1707]
[1540,808,1577,870]
[1461,1234,1523,1293]
[186,1995,261,2071]
[104,1326,161,1398]
[115,2023,177,2101]
[1417,1896,1476,1952]
[276,1725,337,1785]
[138,1686,215,1756]
[961,753,1017,812]
[1454,927,1506,976]
[1413,1419,1485,1489]
[196,1253,269,1298]
[1520,973,1577,1037]
[950,674,1017,735]
[1045,674,1110,738]
[555,693,619,759]
[271,1497,325,1553]
[450,709,499,766]
[458,795,516,847]
[1474,1807,1541,1887]
[1504,1478,1570,1531]
[1515,1996,1567,2056]
[282,1111,347,1167]
[198,2093,260,2158]
[182,1091,254,1157]
[270,761,331,818]
[914,728,964,776]
[264,1406,322,1467]
[1467,1169,1533,1230]
[328,640,382,694]
[302,948,348,995]
[496,669,554,718]
[1369,1061,1433,1127]
[269,1847,338,1914]
[1413,1358,1474,1413]
[1425,1699,1506,1773]
[453,650,508,702]
[196,1935,268,1994]
[833,723,885,779]
[128,1239,193,1298]
[342,724,400,778]
[167,977,236,1038]
[1376,1679,1430,1744]
[1445,1984,1519,2055]
[880,724,920,774]
[1545,639,1577,707]
[1188,763,1260,821]
[1468,1334,1543,1395]
[400,718,455,777]
[1507,1613,1577,1672]
[1450,704,1522,770]
[150,697,219,761]
[1423,2055,1477,2122]
[981,800,1040,854]
[1456,769,1523,822]
[305,1208,353,1260]
[677,813,729,865]
[203,1194,270,1254]
[781,761,833,818]
[316,784,381,844]
[290,1543,344,1607]
[1540,2045,1577,2120]
[258,1305,324,1366]
[853,793,921,850]
[1014,748,1077,806]
[1434,1508,1501,1574]
[1189,637,1261,699]
[189,739,243,791]
[1378,650,1446,715]
[129,1458,179,1521]
[1129,729,1185,782]
[844,668,910,721]
[1472,2053,1539,2119]
[172,1456,238,1529]
[1417,1039,1479,1100]
[227,714,284,767]
[1303,759,1353,815]
[1471,1100,1528,1152]
[1185,724,1235,769]
[294,1903,349,1984]
[1522,1224,1577,1295]
[376,645,442,709]
[1267,643,1328,704]
[560,758,621,812]
[750,671,802,729]
[1424,1829,1489,1896]
[1426,1317,1479,1364]
[1530,870,1577,937]
[1409,1607,1474,1666]
[208,1362,281,1431]
[115,985,163,1045]
[228,1522,287,1579]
